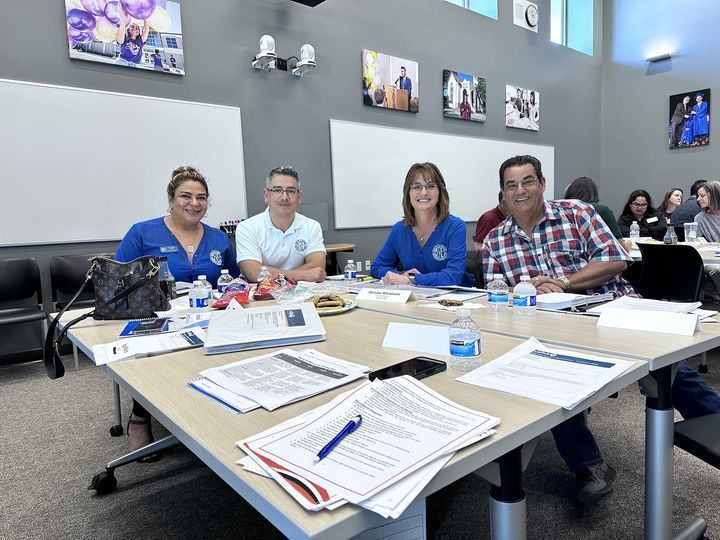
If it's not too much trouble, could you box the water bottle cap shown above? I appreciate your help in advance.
[520,275,530,282]
[221,269,229,274]
[260,266,268,270]
[192,280,203,286]
[198,275,207,280]
[632,221,638,224]
[457,308,470,317]
[493,274,504,280]
[348,259,354,263]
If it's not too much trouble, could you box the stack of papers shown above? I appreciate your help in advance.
[204,303,326,355]
[237,376,499,518]
[191,348,369,413]
[536,292,615,311]
[456,338,635,410]
[92,327,206,366]
[586,296,702,315]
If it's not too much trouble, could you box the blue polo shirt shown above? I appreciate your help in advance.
[371,214,474,287]
[115,217,239,284]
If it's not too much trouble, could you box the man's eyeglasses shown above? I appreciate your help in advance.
[503,178,539,192]
[410,182,438,192]
[631,203,648,208]
[267,187,300,197]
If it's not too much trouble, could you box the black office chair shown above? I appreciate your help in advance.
[465,249,484,288]
[50,254,101,311]
[0,258,47,356]
[636,244,720,470]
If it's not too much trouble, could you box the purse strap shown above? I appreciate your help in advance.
[44,260,160,380]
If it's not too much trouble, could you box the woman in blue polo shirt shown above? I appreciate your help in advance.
[115,165,238,456]
[371,162,474,287]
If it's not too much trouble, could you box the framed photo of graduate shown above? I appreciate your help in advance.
[668,89,710,149]
[505,84,539,131]
[443,70,486,122]
[64,0,185,75]
[363,50,419,113]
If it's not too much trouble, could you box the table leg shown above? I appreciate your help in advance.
[490,446,526,540]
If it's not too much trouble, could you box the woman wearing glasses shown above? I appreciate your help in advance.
[371,162,474,286]
[115,166,239,457]
[618,189,667,240]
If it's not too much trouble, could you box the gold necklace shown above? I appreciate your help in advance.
[170,216,201,253]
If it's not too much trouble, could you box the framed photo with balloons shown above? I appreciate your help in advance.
[65,0,185,75]
[362,50,419,113]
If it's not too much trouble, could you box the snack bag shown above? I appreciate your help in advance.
[252,274,298,301]
[212,278,250,309]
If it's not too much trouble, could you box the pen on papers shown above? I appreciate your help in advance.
[313,415,362,463]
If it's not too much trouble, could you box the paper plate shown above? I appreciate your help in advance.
[315,299,357,316]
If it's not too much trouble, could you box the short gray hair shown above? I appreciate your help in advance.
[266,165,301,188]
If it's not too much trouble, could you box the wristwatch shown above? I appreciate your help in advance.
[408,274,416,285]
[559,277,571,292]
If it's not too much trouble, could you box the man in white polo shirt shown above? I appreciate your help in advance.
[235,166,326,282]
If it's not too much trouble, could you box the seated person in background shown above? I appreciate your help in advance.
[483,154,720,508]
[672,179,707,226]
[618,190,667,240]
[116,165,239,454]
[657,187,683,223]
[372,162,474,286]
[564,176,632,252]
[694,181,720,300]
[472,191,509,250]
[235,166,326,283]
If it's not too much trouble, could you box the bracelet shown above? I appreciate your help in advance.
[559,277,572,292]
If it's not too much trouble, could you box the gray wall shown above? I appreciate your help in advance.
[600,0,720,214]
[0,0,603,355]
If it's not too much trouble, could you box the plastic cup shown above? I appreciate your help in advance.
[684,222,698,242]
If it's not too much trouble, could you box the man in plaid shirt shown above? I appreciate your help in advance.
[482,155,720,510]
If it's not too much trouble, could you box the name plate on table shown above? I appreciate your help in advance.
[597,308,700,336]
[357,288,413,303]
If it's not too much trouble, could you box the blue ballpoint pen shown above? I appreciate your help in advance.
[313,415,363,463]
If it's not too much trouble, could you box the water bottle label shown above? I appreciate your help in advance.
[344,270,357,279]
[513,294,536,307]
[450,337,481,357]
[218,284,228,294]
[488,291,508,304]
[189,296,208,308]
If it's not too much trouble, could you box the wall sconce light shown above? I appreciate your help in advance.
[646,52,672,63]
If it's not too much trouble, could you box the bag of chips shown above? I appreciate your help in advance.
[212,278,250,309]
[252,274,297,301]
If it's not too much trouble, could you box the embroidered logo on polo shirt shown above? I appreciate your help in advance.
[210,250,223,266]
[294,239,308,253]
[432,244,448,261]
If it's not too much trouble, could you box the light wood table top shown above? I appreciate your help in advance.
[324,243,356,253]
[355,296,720,371]
[630,239,720,263]
[62,307,647,539]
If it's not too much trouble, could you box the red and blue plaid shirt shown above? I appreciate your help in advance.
[482,200,634,296]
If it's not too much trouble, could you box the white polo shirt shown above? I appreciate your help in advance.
[235,207,326,270]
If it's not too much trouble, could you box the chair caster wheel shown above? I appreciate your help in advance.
[109,424,124,437]
[698,364,708,374]
[88,471,117,495]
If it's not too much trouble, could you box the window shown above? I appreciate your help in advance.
[445,0,498,20]
[145,31,162,49]
[165,37,179,49]
[551,0,593,56]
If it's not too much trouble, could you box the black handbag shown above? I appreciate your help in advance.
[44,256,170,380]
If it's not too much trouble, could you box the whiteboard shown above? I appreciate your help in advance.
[330,119,554,229]
[0,79,246,246]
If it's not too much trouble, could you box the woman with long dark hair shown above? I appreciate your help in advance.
[618,189,666,240]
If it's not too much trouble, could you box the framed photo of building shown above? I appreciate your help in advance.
[443,70,486,122]
[65,0,185,75]
[363,50,419,113]
[669,89,710,149]
[505,84,539,131]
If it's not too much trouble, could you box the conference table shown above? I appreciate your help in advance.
[60,305,647,540]
[355,294,720,540]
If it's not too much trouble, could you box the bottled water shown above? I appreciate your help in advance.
[157,256,177,300]
[663,225,677,245]
[198,274,213,301]
[256,266,272,282]
[629,221,640,239]
[487,274,509,312]
[343,259,358,281]
[217,269,233,293]
[188,280,208,308]
[449,308,482,371]
[512,275,536,316]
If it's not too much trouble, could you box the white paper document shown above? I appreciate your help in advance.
[535,292,614,311]
[587,296,701,315]
[421,302,486,313]
[382,322,450,356]
[200,348,367,411]
[596,308,700,336]
[204,303,326,355]
[91,327,206,366]
[435,290,486,301]
[187,377,260,414]
[456,338,635,409]
[239,377,499,516]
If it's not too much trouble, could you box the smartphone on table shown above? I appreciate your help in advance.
[368,356,447,381]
